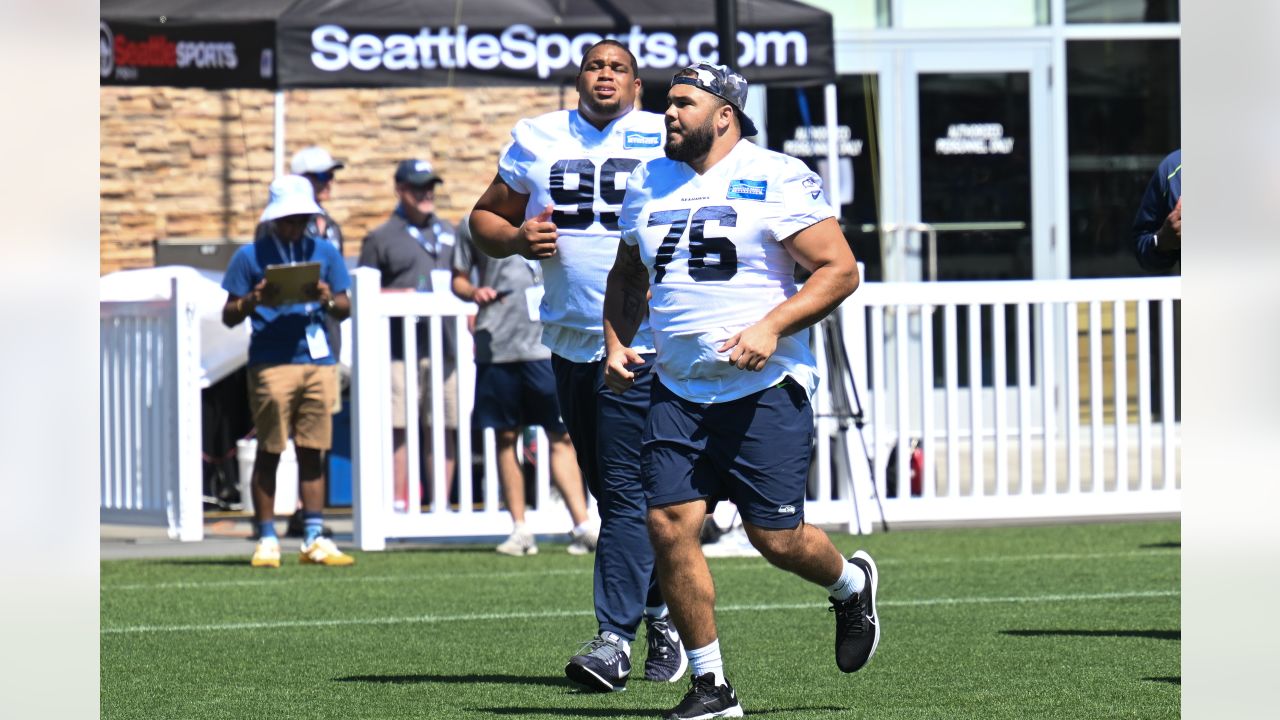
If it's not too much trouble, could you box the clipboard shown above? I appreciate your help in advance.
[263,262,321,306]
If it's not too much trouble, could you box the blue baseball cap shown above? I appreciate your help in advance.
[394,159,444,186]
[670,62,758,138]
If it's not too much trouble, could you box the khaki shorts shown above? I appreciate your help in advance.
[391,358,459,430]
[247,363,338,454]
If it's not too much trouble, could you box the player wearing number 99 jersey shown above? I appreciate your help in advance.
[468,40,686,694]
[497,103,664,361]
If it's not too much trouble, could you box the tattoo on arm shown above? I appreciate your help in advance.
[621,245,647,324]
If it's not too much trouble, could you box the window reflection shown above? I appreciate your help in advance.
[898,0,1047,28]
[764,76,884,281]
[1066,40,1180,278]
[1066,0,1178,23]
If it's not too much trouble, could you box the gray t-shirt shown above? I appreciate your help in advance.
[451,216,550,365]
[357,208,457,362]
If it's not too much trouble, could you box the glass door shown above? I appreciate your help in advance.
[884,44,1053,282]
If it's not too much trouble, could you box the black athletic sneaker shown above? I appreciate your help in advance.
[643,615,688,682]
[565,632,631,692]
[830,549,880,672]
[664,672,743,720]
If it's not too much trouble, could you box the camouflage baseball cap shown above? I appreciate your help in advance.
[670,62,759,138]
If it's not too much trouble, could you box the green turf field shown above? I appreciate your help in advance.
[101,520,1180,719]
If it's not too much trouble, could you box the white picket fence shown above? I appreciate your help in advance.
[99,270,1180,547]
[348,267,582,550]
[100,277,204,541]
[810,276,1181,533]
[348,269,1181,549]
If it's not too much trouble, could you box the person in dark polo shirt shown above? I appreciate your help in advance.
[358,159,460,510]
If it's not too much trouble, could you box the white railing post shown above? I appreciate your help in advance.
[351,267,388,550]
[170,276,204,541]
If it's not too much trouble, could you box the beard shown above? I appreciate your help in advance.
[664,116,716,163]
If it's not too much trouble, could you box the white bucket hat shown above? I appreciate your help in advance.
[260,174,324,223]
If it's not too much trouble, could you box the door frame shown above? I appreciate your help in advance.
[838,40,1056,282]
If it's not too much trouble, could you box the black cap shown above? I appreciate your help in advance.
[394,159,444,186]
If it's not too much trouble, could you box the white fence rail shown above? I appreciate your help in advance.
[100,277,204,541]
[349,267,587,550]
[99,270,1180,547]
[811,276,1181,532]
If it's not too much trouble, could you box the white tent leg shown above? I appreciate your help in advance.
[824,82,840,215]
[274,90,285,177]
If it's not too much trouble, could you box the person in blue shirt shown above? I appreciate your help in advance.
[221,174,354,568]
[1132,149,1181,272]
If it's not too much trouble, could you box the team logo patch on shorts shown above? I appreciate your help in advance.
[778,504,796,515]
[624,131,662,149]
[727,179,767,201]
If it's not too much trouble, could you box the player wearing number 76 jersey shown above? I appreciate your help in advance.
[467,39,686,693]
[604,63,882,720]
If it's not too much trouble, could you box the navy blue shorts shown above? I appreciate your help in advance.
[642,378,814,529]
[472,360,568,434]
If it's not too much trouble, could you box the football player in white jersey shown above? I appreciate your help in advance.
[604,63,881,720]
[468,39,686,692]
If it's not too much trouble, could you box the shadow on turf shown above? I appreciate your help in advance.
[1139,541,1181,549]
[153,558,255,567]
[1002,629,1180,641]
[480,707,845,717]
[1144,676,1180,685]
[335,674,568,688]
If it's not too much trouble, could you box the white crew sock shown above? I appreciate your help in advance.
[686,640,725,686]
[645,604,669,620]
[601,631,631,658]
[825,557,866,601]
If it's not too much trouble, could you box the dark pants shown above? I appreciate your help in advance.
[552,353,664,641]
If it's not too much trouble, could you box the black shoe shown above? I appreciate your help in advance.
[664,672,743,719]
[565,632,631,692]
[830,550,880,672]
[643,615,688,682]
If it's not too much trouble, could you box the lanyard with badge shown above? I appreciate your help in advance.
[396,206,453,257]
[274,234,330,360]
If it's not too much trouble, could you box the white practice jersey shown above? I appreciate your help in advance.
[620,139,836,403]
[499,109,665,362]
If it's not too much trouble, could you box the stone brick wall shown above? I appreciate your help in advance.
[100,85,576,274]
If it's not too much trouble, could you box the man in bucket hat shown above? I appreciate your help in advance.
[603,63,880,719]
[222,174,355,568]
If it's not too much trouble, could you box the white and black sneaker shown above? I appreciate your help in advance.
[565,631,631,692]
[643,615,688,682]
[664,672,743,719]
[830,549,880,672]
